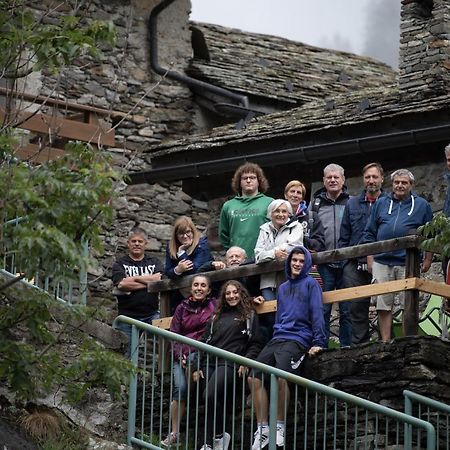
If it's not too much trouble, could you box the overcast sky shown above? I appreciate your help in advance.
[191,0,401,68]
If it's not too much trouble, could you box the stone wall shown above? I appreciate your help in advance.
[399,0,450,101]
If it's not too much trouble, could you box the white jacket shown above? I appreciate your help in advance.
[254,220,304,290]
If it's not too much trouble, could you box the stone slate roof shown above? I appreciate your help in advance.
[187,22,397,108]
[145,86,450,159]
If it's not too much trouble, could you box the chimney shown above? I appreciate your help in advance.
[399,0,450,101]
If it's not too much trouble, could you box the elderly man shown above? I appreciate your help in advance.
[112,227,163,356]
[362,169,433,343]
[312,163,351,348]
[338,162,386,344]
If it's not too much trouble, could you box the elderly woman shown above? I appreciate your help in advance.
[254,199,304,300]
[284,180,325,252]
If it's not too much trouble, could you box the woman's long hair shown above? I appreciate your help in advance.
[168,216,201,259]
[214,280,255,322]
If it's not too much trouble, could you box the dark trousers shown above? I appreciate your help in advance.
[342,261,372,345]
[318,264,352,347]
[203,364,236,446]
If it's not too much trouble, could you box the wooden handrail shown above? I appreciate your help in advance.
[147,235,423,294]
[0,86,126,118]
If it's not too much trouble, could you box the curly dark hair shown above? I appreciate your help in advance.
[214,280,255,322]
[230,162,269,195]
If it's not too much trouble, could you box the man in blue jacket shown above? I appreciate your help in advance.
[248,246,326,450]
[362,169,433,343]
[338,162,385,344]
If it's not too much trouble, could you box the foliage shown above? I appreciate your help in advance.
[419,212,450,257]
[0,1,132,408]
[0,0,116,79]
[1,140,119,282]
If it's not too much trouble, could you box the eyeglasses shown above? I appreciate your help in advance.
[177,230,193,237]
[241,175,257,181]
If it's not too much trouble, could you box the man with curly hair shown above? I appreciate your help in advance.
[219,162,273,259]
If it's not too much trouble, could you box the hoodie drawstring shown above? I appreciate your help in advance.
[388,196,415,216]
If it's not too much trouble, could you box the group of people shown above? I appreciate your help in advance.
[112,151,442,449]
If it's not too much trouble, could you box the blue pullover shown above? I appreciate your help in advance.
[273,246,327,349]
[362,192,433,266]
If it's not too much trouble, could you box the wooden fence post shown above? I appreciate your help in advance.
[403,248,421,336]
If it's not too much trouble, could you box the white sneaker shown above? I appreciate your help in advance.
[213,432,231,450]
[276,423,285,446]
[161,432,180,447]
[252,425,270,450]
[199,445,212,450]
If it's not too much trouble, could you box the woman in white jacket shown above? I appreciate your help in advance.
[254,199,304,300]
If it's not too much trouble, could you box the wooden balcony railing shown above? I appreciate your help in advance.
[0,86,126,163]
[148,235,450,337]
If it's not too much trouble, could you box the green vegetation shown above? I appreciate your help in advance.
[0,0,133,407]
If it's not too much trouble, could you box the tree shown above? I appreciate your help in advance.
[0,0,134,404]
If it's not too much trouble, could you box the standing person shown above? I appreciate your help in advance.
[248,246,326,450]
[254,199,304,300]
[219,162,273,260]
[442,143,450,277]
[192,280,263,450]
[362,169,433,343]
[311,163,351,348]
[165,216,214,311]
[161,275,216,448]
[284,179,325,252]
[112,227,164,357]
[338,162,386,345]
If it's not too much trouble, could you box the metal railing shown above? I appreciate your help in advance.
[1,217,88,304]
[114,316,437,450]
[404,390,450,450]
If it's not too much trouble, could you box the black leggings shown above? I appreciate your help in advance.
[202,364,236,445]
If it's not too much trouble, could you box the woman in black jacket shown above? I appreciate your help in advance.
[192,280,263,450]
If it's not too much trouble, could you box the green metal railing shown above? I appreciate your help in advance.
[404,390,450,450]
[114,316,437,450]
[1,217,88,304]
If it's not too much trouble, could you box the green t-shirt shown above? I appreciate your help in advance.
[219,193,273,259]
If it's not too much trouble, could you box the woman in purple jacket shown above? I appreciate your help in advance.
[161,275,216,448]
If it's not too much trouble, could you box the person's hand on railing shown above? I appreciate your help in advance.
[238,365,248,377]
[212,261,226,270]
[192,370,204,382]
[253,295,264,305]
[308,346,322,357]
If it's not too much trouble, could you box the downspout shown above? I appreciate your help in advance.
[149,0,249,109]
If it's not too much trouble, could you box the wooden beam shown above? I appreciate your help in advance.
[14,144,66,163]
[416,278,450,297]
[0,109,115,146]
[0,86,126,118]
[322,278,418,304]
[404,248,421,336]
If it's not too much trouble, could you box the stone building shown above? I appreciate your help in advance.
[10,0,450,301]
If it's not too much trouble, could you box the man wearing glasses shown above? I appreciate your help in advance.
[219,163,273,260]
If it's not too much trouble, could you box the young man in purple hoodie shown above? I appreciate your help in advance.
[248,246,326,450]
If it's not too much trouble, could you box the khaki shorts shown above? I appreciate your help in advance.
[372,261,405,311]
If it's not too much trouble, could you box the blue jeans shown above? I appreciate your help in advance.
[172,353,197,400]
[318,265,352,348]
[116,311,160,358]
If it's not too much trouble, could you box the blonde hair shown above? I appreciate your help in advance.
[169,216,201,259]
[284,180,306,198]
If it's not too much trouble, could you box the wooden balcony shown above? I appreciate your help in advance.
[0,87,126,163]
